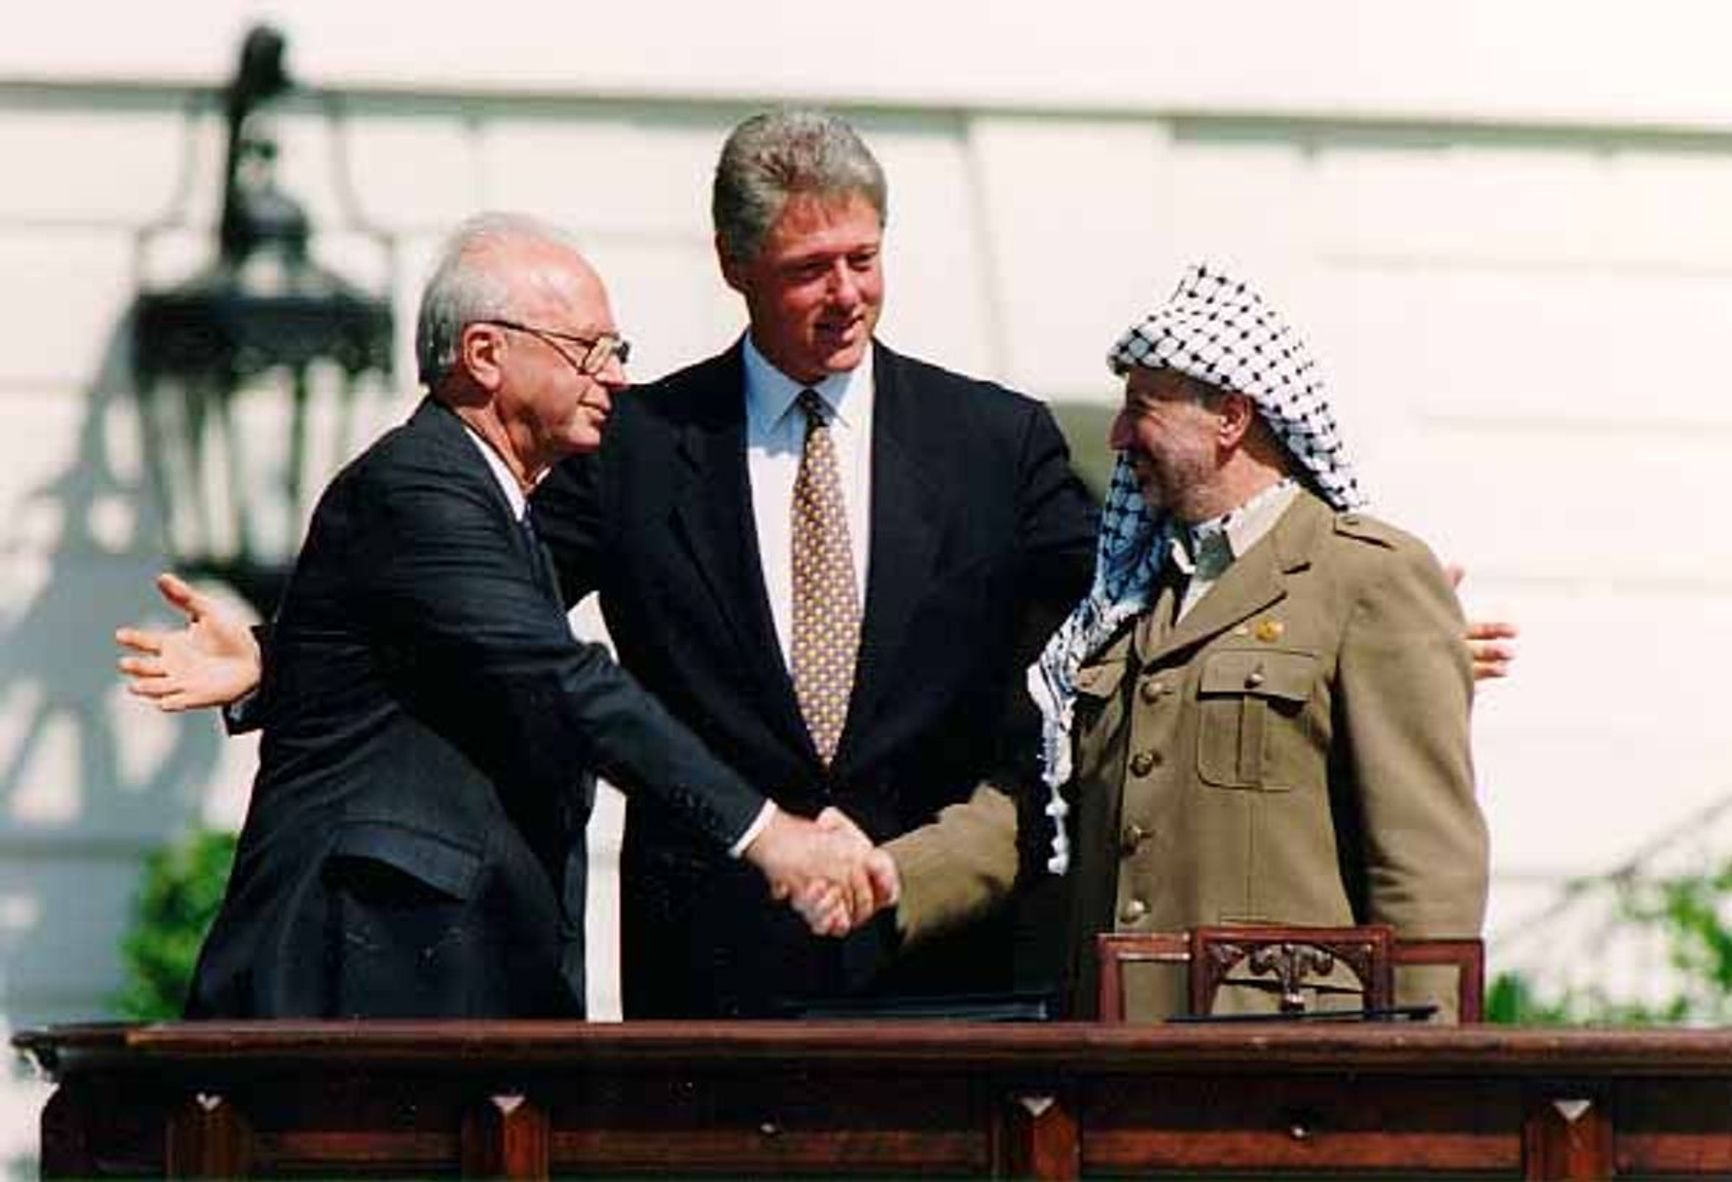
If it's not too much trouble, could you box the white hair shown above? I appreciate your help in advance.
[413,212,580,387]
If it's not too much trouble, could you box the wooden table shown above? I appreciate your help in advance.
[16,1020,1732,1178]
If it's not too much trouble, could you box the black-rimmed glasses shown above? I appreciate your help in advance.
[478,318,631,375]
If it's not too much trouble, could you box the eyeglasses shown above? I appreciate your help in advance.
[478,318,632,376]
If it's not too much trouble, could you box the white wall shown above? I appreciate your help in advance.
[9,0,1732,1167]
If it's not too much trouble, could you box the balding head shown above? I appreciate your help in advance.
[416,212,601,389]
[417,213,626,487]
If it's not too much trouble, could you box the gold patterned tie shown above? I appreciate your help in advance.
[791,388,861,765]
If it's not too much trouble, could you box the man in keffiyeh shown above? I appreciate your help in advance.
[889,263,1489,1021]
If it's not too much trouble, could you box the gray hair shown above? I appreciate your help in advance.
[414,212,578,387]
[712,108,888,265]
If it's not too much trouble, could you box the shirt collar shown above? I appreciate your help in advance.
[1170,478,1298,578]
[459,422,530,521]
[742,332,873,433]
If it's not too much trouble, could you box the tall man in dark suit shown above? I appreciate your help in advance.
[139,214,878,1018]
[528,111,1101,1016]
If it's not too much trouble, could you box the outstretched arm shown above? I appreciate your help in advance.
[115,573,262,711]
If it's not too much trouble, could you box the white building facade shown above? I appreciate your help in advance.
[7,0,1732,1167]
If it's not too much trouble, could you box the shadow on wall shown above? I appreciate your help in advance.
[0,309,229,1033]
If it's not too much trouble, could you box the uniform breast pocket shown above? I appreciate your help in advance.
[1071,657,1129,747]
[1196,649,1318,791]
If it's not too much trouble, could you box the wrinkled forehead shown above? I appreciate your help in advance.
[508,243,615,330]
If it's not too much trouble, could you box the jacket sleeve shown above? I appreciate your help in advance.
[348,453,767,852]
[891,403,1099,946]
[219,625,273,734]
[1335,530,1489,940]
[886,783,1020,946]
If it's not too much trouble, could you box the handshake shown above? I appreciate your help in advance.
[741,806,900,937]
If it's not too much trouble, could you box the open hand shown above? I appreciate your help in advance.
[115,573,263,711]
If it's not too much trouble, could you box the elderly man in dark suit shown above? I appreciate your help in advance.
[125,214,879,1018]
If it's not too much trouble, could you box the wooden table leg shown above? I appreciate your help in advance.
[462,1093,549,1180]
[1524,1092,1614,1180]
[166,1091,252,1179]
[38,1085,93,1179]
[994,1092,1079,1180]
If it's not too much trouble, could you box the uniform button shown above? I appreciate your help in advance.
[1121,823,1147,855]
[1119,898,1148,924]
[1129,750,1159,776]
[1139,679,1168,703]
[1245,669,1266,689]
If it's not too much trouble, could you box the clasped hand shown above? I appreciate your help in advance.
[742,806,900,938]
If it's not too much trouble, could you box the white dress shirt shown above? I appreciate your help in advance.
[461,422,531,521]
[741,333,875,672]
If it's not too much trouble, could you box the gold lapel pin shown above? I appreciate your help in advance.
[1253,618,1285,643]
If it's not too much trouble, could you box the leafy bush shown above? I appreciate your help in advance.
[1489,860,1732,1026]
[113,829,238,1020]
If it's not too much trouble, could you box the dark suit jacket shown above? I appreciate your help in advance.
[534,340,1098,1016]
[187,398,767,1019]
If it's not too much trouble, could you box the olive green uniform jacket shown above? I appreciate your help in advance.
[889,490,1488,1021]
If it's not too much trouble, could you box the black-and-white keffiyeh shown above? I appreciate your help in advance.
[1029,261,1368,873]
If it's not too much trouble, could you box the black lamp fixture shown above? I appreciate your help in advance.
[133,25,394,613]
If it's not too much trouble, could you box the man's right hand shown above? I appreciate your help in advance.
[1445,564,1519,681]
[742,806,898,937]
[115,573,263,712]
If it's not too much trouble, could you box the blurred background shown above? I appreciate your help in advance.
[9,0,1732,1171]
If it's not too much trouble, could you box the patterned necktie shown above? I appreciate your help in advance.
[790,388,861,765]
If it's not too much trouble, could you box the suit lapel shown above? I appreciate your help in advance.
[834,345,945,774]
[1137,491,1328,667]
[667,347,815,757]
[417,398,552,594]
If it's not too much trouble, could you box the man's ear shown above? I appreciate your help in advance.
[716,233,747,294]
[1217,392,1257,447]
[458,322,506,391]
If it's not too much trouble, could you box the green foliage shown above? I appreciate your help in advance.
[1616,861,1732,1023]
[1485,971,1572,1025]
[1490,860,1732,1026]
[113,828,238,1020]
[1486,970,1691,1027]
